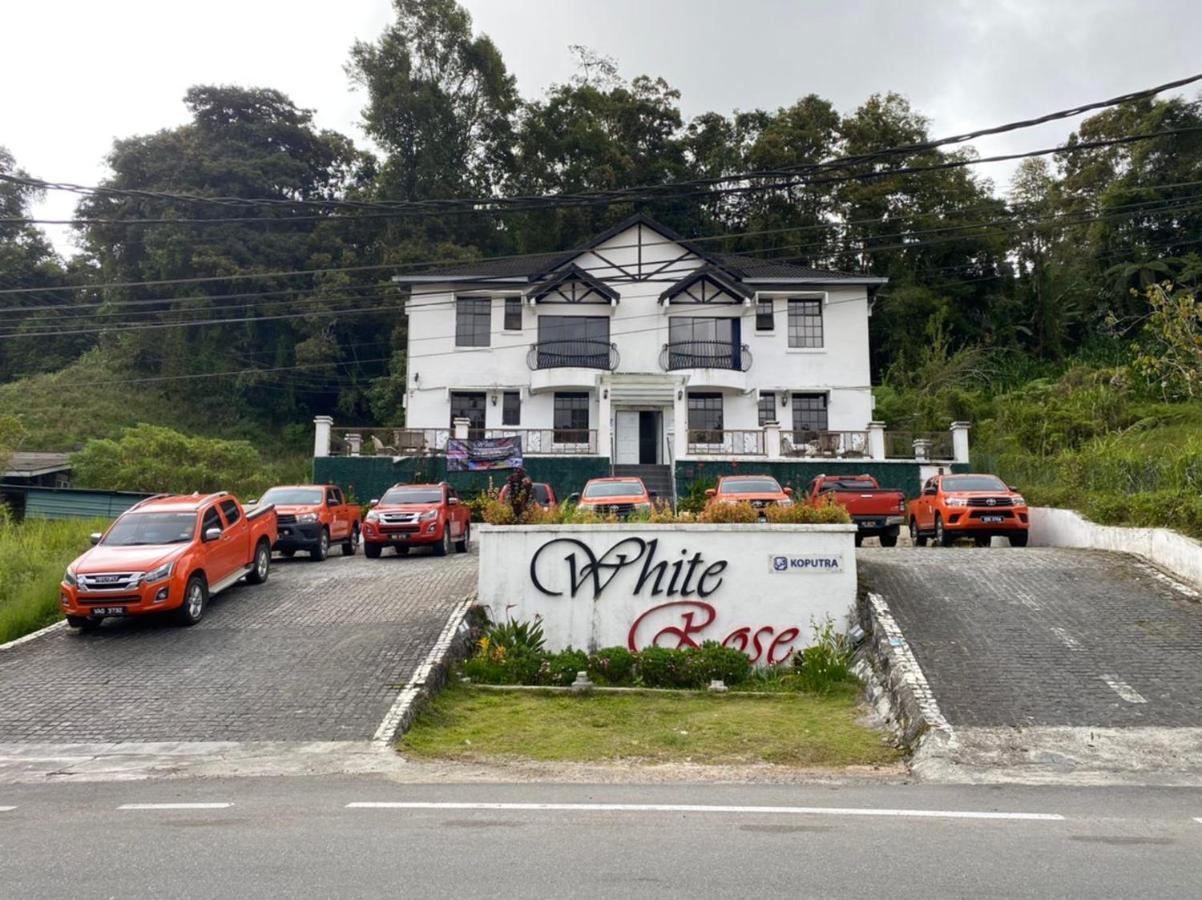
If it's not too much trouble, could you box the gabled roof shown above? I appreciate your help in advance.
[659,265,753,305]
[391,214,888,287]
[530,264,620,304]
[3,451,72,478]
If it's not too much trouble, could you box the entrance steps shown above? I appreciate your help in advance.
[612,464,674,504]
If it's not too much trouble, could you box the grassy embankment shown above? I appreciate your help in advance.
[401,680,899,768]
[0,518,104,644]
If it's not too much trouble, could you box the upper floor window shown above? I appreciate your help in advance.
[756,298,774,331]
[455,297,491,347]
[504,297,522,331]
[787,299,823,348]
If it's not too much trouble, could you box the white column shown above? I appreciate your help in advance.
[453,417,471,441]
[345,433,362,457]
[763,421,782,459]
[950,421,971,464]
[867,421,886,461]
[313,415,333,458]
[597,385,612,462]
[913,438,932,462]
[673,389,689,460]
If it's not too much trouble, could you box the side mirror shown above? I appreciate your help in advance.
[328,497,338,506]
[783,487,794,496]
[369,499,379,508]
[246,498,258,506]
[89,532,102,545]
[568,492,581,505]
[1008,485,1018,492]
[448,497,459,505]
[705,488,716,498]
[648,491,658,500]
[204,526,223,542]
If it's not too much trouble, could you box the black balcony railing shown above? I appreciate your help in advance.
[527,339,619,371]
[659,340,752,372]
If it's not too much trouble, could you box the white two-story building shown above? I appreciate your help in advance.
[393,214,887,475]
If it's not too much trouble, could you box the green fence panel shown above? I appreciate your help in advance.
[22,487,153,520]
[674,459,970,500]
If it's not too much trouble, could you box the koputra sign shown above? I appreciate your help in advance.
[478,523,857,664]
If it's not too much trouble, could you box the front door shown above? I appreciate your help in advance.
[638,411,659,464]
[615,411,640,464]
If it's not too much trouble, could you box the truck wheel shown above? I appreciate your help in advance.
[342,524,360,557]
[854,533,863,548]
[245,540,271,584]
[1009,532,1029,547]
[66,615,99,632]
[879,530,899,548]
[433,525,450,557]
[909,519,927,547]
[364,542,382,559]
[935,514,953,547]
[311,528,330,562]
[175,575,208,627]
[455,523,470,554]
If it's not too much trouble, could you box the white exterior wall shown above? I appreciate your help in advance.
[402,225,875,451]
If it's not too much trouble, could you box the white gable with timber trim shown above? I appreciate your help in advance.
[565,222,708,284]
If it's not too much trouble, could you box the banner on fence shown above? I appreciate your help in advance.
[446,436,523,472]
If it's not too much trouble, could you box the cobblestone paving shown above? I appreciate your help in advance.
[0,549,477,742]
[859,547,1202,727]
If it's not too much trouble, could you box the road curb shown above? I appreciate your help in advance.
[371,593,477,749]
[0,620,66,652]
[858,590,955,754]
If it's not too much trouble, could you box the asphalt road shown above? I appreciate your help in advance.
[2,777,1201,898]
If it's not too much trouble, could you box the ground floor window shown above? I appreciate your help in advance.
[791,392,828,435]
[501,391,521,426]
[758,391,777,425]
[450,391,486,436]
[553,392,589,442]
[688,392,724,443]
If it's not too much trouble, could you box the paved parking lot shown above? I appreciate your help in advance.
[859,547,1202,728]
[0,549,477,743]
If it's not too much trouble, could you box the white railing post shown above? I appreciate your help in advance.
[950,421,971,464]
[313,415,333,458]
[764,422,782,458]
[913,438,932,462]
[673,391,690,460]
[867,421,886,460]
[345,433,362,457]
[453,417,471,441]
[598,386,612,462]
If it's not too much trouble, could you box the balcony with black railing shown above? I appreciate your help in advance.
[659,340,752,372]
[526,339,619,371]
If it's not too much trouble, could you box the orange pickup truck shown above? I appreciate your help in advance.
[363,482,471,558]
[258,483,361,560]
[908,473,1029,547]
[60,492,277,630]
[805,474,906,547]
[704,475,794,518]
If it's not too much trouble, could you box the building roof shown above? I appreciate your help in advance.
[392,214,887,287]
[3,451,72,478]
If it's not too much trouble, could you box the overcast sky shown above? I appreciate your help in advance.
[3,0,1199,256]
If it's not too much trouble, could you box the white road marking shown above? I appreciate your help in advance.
[0,806,16,812]
[117,803,233,810]
[0,620,67,652]
[1100,675,1148,704]
[346,801,1064,821]
[1194,817,1202,824]
[1136,563,1201,600]
[1049,627,1082,651]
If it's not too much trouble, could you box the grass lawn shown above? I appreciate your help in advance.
[400,681,900,768]
[0,518,105,644]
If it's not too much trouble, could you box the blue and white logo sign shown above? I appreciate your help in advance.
[768,554,844,574]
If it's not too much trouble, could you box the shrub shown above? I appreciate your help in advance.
[635,646,695,688]
[538,649,589,686]
[792,618,857,693]
[463,646,543,685]
[686,641,751,685]
[485,618,546,654]
[677,478,715,514]
[588,646,636,685]
[763,501,851,524]
[698,501,758,524]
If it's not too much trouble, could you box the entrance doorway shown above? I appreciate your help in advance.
[614,409,662,465]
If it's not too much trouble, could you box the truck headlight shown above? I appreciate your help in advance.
[365,511,379,523]
[419,509,439,521]
[1012,495,1026,507]
[945,497,968,507]
[64,568,78,587]
[144,561,175,583]
[297,512,319,524]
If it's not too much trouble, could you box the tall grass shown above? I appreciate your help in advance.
[0,518,105,644]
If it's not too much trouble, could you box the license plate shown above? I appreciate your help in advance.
[861,520,882,528]
[980,515,1004,523]
[390,534,408,541]
[90,607,127,616]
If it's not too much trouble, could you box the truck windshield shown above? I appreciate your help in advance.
[942,475,1008,492]
[260,488,324,505]
[104,512,197,546]
[721,478,782,494]
[381,487,443,504]
[583,480,644,498]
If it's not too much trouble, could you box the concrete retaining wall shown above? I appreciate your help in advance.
[1029,506,1202,589]
[478,523,857,663]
